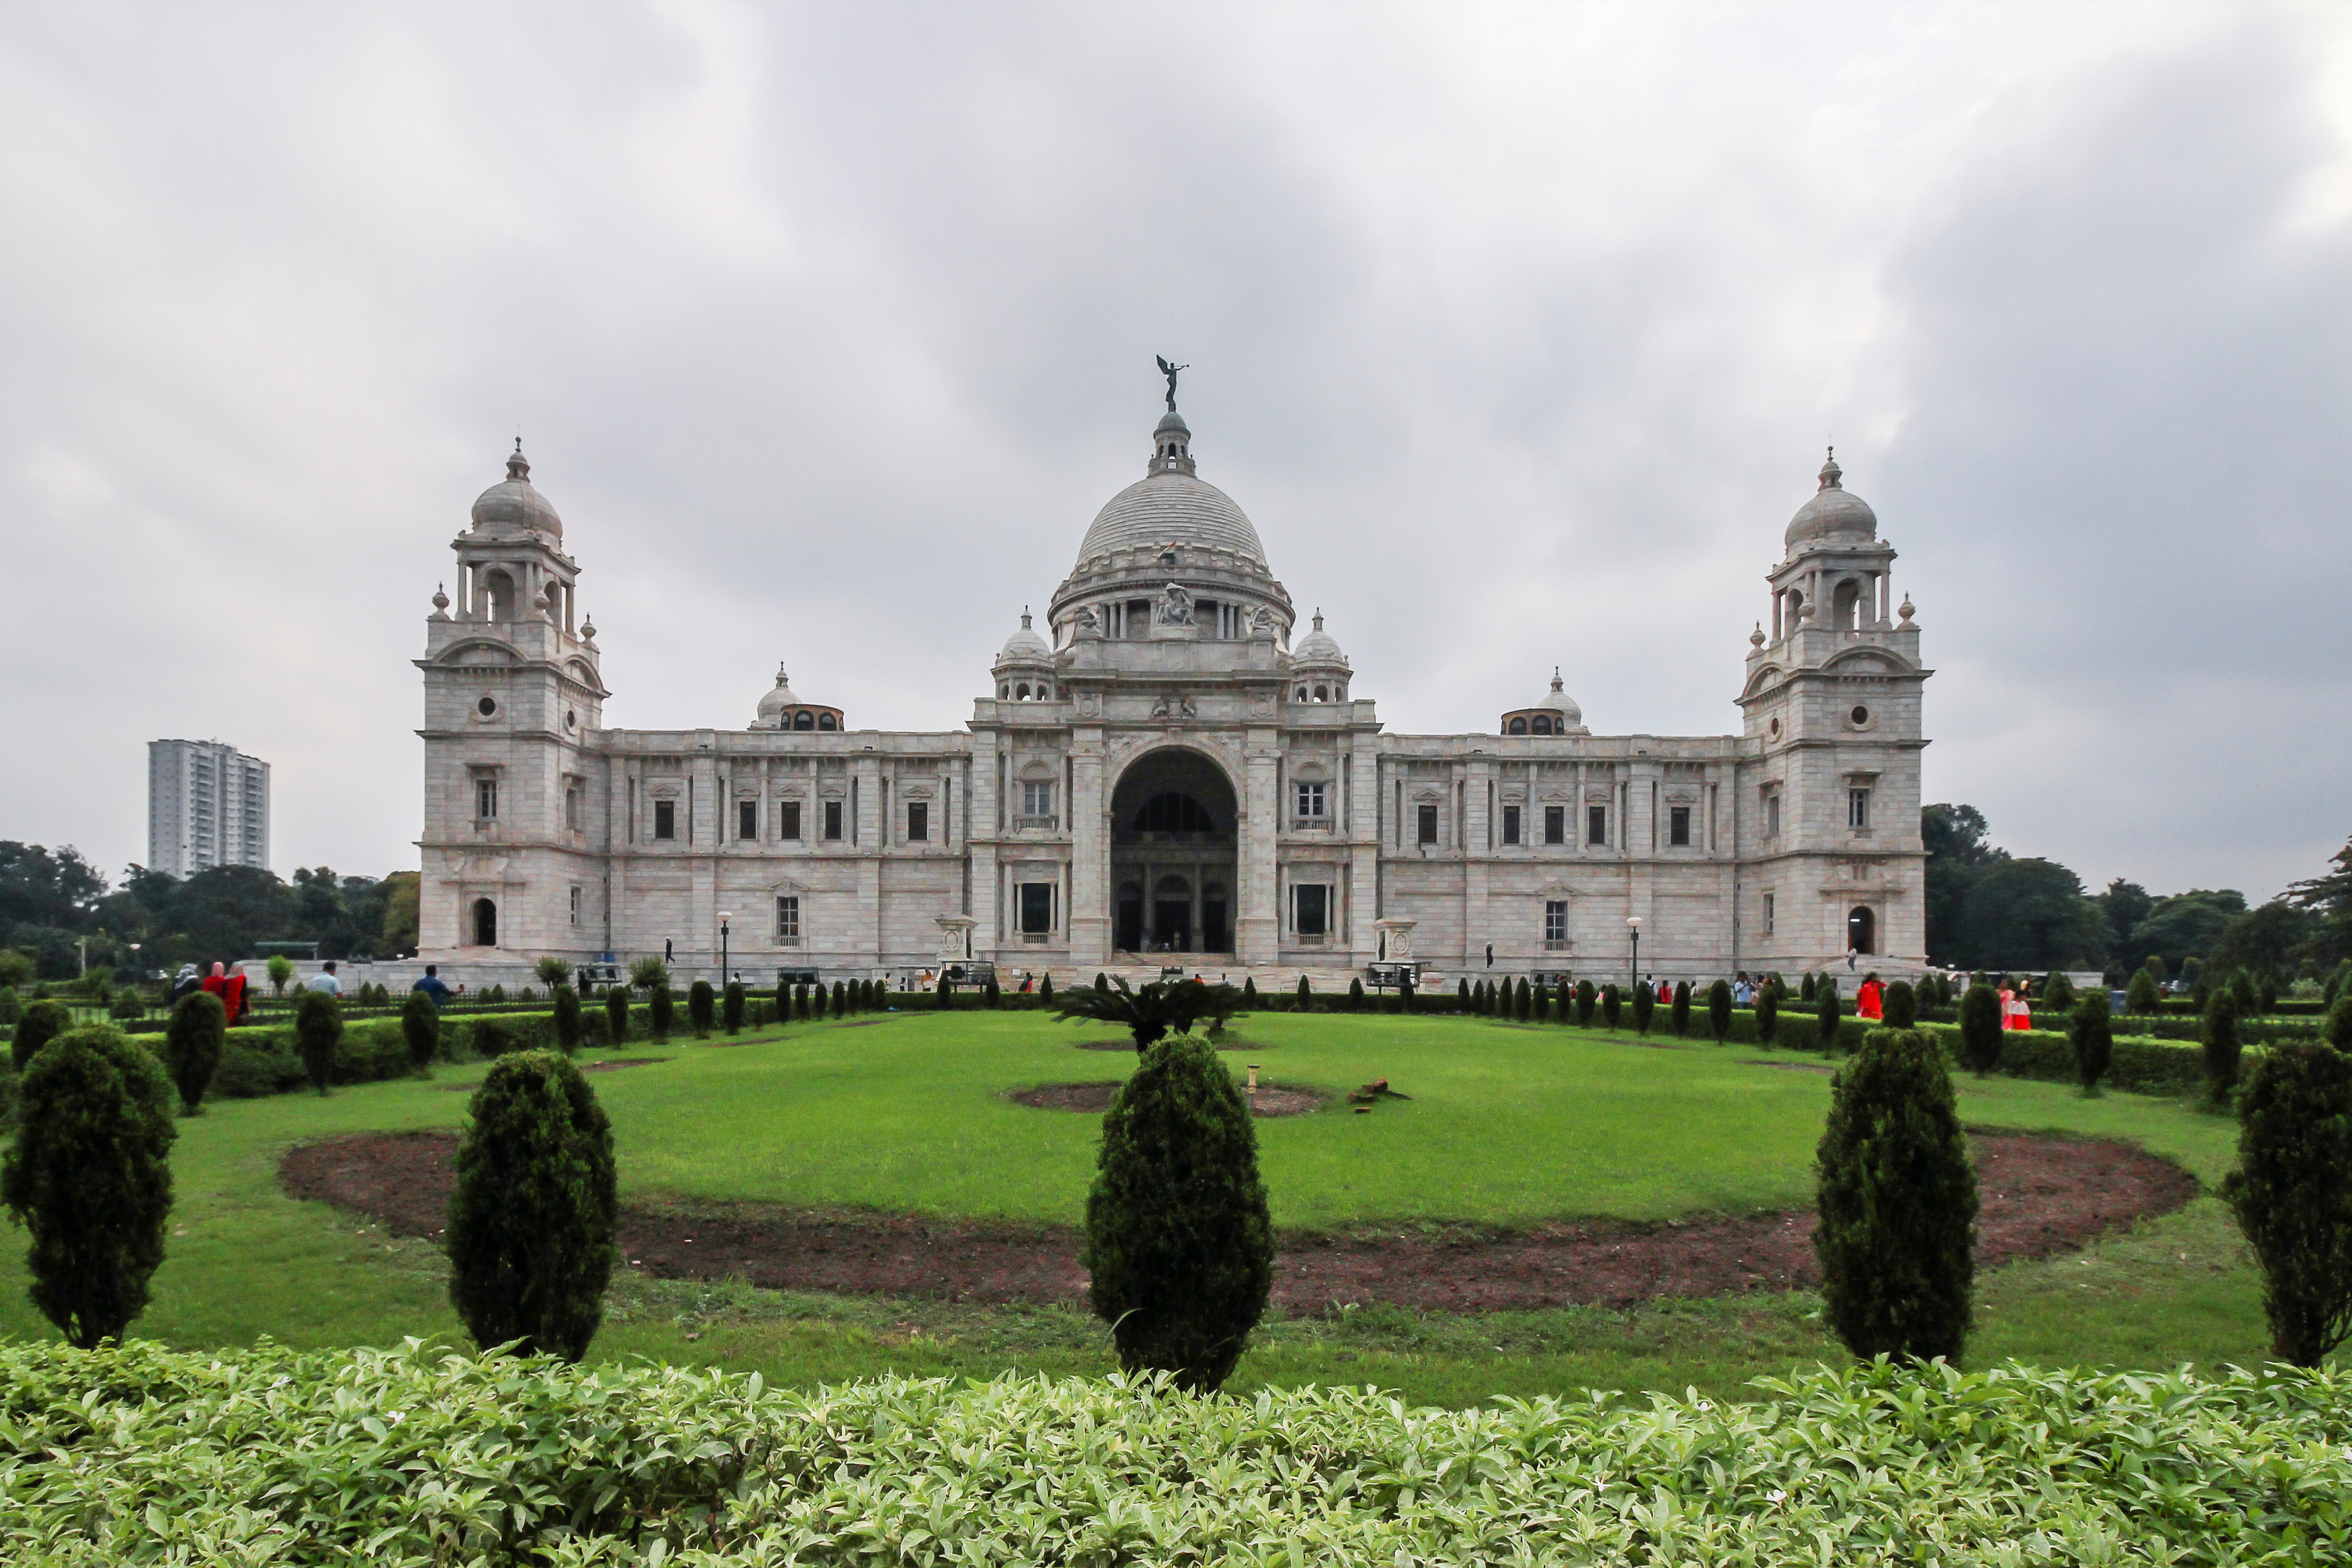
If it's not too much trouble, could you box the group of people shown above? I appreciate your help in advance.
[167,961,253,1026]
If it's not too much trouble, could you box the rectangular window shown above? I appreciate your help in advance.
[652,799,675,840]
[1669,805,1692,847]
[565,786,582,832]
[476,779,499,820]
[1848,788,1871,830]
[569,885,582,927]
[1294,883,1329,936]
[780,800,802,840]
[775,895,801,943]
[1766,793,1780,839]
[1544,805,1565,845]
[907,801,928,842]
[1295,781,1326,819]
[1586,804,1608,846]
[1416,802,1438,846]
[1502,804,1521,846]
[1545,899,1568,946]
[824,800,843,840]
[738,799,759,840]
[1764,892,1776,934]
[1022,781,1054,818]
[1019,882,1054,935]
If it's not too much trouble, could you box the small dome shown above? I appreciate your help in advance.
[1537,669,1582,725]
[753,664,800,728]
[471,442,563,539]
[1291,609,1345,665]
[997,608,1052,664]
[1154,409,1189,439]
[1785,449,1876,551]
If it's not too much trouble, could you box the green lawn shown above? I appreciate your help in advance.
[0,1009,2289,1406]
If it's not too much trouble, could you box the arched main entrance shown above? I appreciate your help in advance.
[1847,905,1875,956]
[1109,748,1236,955]
[471,897,498,947]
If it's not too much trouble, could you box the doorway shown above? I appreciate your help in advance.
[1108,747,1236,956]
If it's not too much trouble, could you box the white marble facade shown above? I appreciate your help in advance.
[416,410,1929,986]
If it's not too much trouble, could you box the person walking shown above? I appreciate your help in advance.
[2005,978,2033,1033]
[305,961,342,997]
[168,963,202,1006]
[411,964,453,1008]
[202,962,250,1026]
[1856,971,1882,1021]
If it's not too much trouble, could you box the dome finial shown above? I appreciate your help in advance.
[1312,608,1324,630]
[506,436,530,483]
[1020,606,1033,629]
[1551,666,1564,691]
[1818,445,1842,491]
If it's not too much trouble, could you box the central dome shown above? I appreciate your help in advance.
[1077,470,1265,564]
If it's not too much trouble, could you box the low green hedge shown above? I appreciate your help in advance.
[3,1340,2347,1565]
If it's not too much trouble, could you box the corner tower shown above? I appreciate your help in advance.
[416,445,610,961]
[1736,451,1929,970]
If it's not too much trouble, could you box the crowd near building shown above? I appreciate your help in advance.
[414,384,1929,989]
[147,738,271,879]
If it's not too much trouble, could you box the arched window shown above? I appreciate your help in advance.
[1833,578,1861,631]
[998,684,1008,698]
[1314,684,1328,701]
[1531,716,1552,735]
[1135,791,1217,834]
[817,712,837,730]
[792,711,814,730]
[1847,905,1876,955]
[1508,717,1528,734]
[1038,684,1052,700]
[1015,683,1030,700]
[480,569,516,622]
[1295,686,1308,701]
[470,898,497,946]
[1787,589,1805,624]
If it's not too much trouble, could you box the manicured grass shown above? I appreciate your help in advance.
[0,1010,2300,1407]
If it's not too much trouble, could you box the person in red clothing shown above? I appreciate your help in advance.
[1856,972,1883,1021]
[201,961,250,1026]
[2007,978,2033,1032]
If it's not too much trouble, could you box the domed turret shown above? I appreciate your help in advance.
[992,608,1058,702]
[470,441,564,539]
[1784,448,1877,553]
[996,607,1052,663]
[1291,608,1345,666]
[750,665,844,732]
[1501,670,1588,736]
[1286,610,1350,703]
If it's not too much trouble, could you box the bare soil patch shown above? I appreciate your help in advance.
[1074,1036,1261,1053]
[282,1129,2194,1313]
[1007,1081,1324,1117]
[1741,1059,1835,1074]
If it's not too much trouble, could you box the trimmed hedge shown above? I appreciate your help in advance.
[2,1342,2349,1565]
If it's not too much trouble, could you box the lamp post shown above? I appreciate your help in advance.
[1625,915,1641,994]
[717,912,732,988]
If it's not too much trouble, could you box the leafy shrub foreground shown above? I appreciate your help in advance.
[1,1342,2347,1566]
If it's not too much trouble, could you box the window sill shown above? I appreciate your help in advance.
[1019,932,1053,944]
[1294,932,1328,945]
[1293,818,1333,831]
[775,936,802,948]
[1543,940,1570,953]
[1014,817,1059,831]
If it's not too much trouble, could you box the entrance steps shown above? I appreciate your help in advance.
[991,961,1383,996]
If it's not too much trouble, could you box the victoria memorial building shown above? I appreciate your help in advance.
[416,387,1929,987]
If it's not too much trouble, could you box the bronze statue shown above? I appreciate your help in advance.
[1156,355,1189,411]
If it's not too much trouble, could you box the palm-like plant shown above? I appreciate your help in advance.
[628,956,669,995]
[535,956,574,989]
[1054,977,1245,1051]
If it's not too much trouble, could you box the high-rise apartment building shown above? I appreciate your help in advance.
[148,739,271,878]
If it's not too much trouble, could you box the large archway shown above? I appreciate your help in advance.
[1109,747,1237,956]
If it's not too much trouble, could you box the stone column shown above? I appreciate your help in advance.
[968,729,1000,959]
[1236,727,1280,963]
[1068,726,1109,963]
[1349,733,1382,966]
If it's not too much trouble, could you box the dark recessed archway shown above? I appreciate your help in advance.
[1847,905,1876,956]
[1109,747,1236,955]
[471,898,498,947]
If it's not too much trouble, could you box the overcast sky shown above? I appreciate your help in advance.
[2,1,2347,903]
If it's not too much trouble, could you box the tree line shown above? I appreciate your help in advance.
[0,841,418,979]
[1923,806,2350,984]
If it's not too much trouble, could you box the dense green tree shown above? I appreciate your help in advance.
[721,983,744,1033]
[1958,983,2003,1077]
[1054,977,1243,1051]
[2228,968,2257,1015]
[1632,981,1655,1035]
[11,999,71,1071]
[2214,901,2317,983]
[2284,835,2352,973]
[1348,977,1365,1011]
[2221,1045,2352,1367]
[445,1050,616,1362]
[648,984,674,1042]
[163,991,226,1113]
[1082,1033,1273,1393]
[2071,991,2114,1094]
[1957,859,2109,973]
[1456,977,1470,1011]
[1670,980,1691,1037]
[1574,979,1596,1027]
[404,989,441,1072]
[294,991,341,1093]
[1814,1027,1977,1363]
[830,980,845,1018]
[1884,980,1917,1030]
[686,980,714,1039]
[1295,975,1310,1007]
[1515,977,1532,1022]
[534,956,573,989]
[2127,968,2163,1016]
[1801,973,1817,1002]
[1816,980,1842,1051]
[812,980,829,1021]
[2202,988,2243,1104]
[1755,984,1779,1046]
[2040,971,2076,1010]
[2095,879,2155,964]
[983,974,1000,1009]
[603,986,629,1046]
[1601,984,1622,1030]
[551,985,582,1054]
[1707,979,1732,1042]
[1038,974,1054,1005]
[2326,992,2352,1053]
[2131,890,2248,973]
[1,1025,176,1347]
[795,982,811,1021]
[1921,804,1998,966]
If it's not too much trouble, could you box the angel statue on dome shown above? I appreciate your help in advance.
[1156,355,1188,411]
